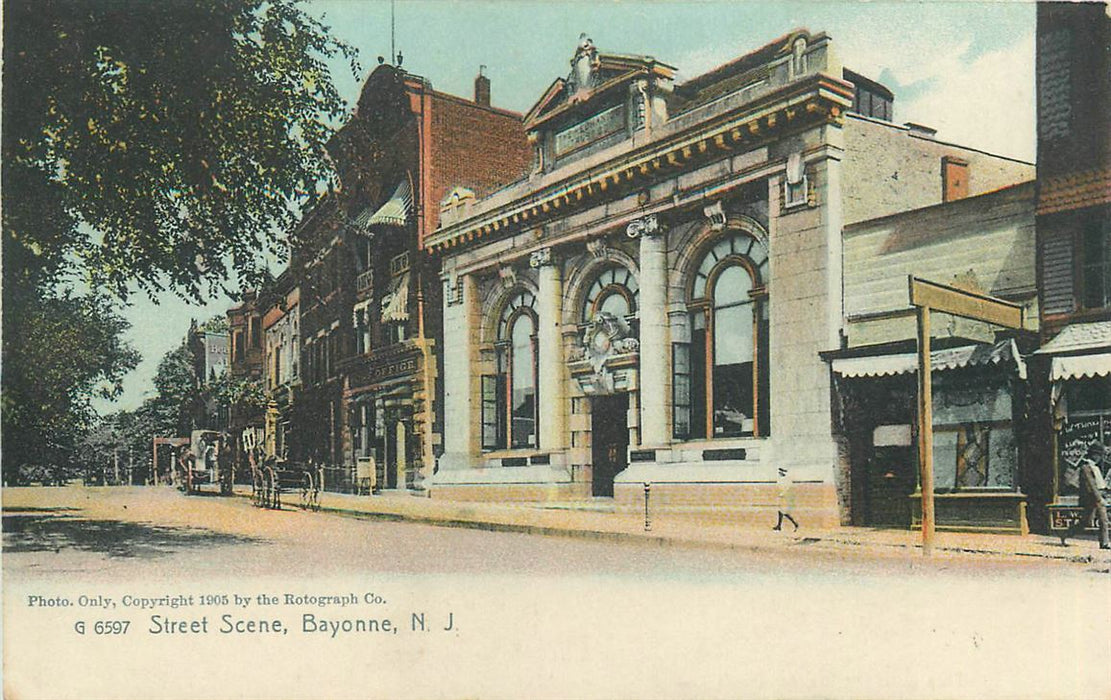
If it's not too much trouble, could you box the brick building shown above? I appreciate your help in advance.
[427,31,1032,526]
[226,291,266,470]
[260,270,300,462]
[289,62,530,492]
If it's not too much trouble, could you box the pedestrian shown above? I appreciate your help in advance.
[773,466,798,532]
[1060,442,1110,549]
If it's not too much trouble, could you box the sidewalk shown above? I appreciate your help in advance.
[235,486,1111,565]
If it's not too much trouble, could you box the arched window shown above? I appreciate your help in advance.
[582,266,639,323]
[675,230,769,439]
[482,289,538,451]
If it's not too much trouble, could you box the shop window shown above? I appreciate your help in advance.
[486,289,538,451]
[480,375,506,451]
[1080,215,1111,310]
[1057,378,1111,498]
[679,230,770,439]
[956,424,990,488]
[933,424,1016,491]
[273,347,282,388]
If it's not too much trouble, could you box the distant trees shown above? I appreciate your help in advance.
[1,291,139,485]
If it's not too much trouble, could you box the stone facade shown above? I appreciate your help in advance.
[427,30,1036,527]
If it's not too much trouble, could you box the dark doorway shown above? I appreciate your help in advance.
[591,393,629,497]
[864,447,916,527]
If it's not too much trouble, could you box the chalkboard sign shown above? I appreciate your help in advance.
[1058,413,1111,496]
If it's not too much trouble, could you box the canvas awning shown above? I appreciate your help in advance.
[355,178,412,230]
[1050,353,1111,381]
[380,272,410,323]
[831,339,1025,379]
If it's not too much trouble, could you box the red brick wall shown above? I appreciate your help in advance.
[426,93,531,238]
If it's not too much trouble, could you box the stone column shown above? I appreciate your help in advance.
[633,215,669,447]
[440,273,479,470]
[532,248,566,451]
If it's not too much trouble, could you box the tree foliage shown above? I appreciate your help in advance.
[1,290,140,484]
[3,0,357,302]
[1,1,357,480]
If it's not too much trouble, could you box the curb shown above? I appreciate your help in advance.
[227,489,1096,564]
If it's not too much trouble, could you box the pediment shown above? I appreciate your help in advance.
[524,36,675,132]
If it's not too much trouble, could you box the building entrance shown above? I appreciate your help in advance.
[591,393,629,497]
[864,446,916,527]
[371,407,410,490]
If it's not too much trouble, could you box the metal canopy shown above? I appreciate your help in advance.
[831,340,1026,379]
[356,178,413,230]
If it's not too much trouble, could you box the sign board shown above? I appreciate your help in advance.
[908,276,1023,329]
[1049,505,1109,532]
[555,105,626,156]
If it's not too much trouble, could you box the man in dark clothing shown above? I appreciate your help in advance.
[1060,442,1110,549]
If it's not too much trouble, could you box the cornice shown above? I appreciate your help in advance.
[426,73,852,255]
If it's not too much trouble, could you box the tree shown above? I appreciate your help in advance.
[1,290,140,484]
[3,0,357,302]
[1,1,356,480]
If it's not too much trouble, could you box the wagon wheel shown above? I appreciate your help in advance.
[300,473,312,510]
[263,468,275,510]
[251,469,264,507]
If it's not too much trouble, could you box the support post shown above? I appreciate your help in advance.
[916,306,934,556]
[533,248,566,451]
[636,217,669,446]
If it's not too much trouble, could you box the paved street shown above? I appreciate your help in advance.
[3,485,1106,581]
[4,486,1110,700]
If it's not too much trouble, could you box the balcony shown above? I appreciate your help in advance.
[356,269,374,294]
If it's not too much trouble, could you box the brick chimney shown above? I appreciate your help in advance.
[474,65,491,107]
[942,156,969,202]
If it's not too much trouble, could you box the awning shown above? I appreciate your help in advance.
[1050,353,1111,381]
[831,339,1025,379]
[355,178,412,230]
[380,272,410,323]
[1034,321,1111,355]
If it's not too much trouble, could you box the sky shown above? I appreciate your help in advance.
[94,0,1038,414]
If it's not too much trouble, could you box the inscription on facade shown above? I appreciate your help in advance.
[554,105,626,156]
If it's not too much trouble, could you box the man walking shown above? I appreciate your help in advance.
[1060,442,1110,549]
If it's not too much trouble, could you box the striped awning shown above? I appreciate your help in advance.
[1050,353,1111,382]
[831,339,1025,379]
[361,178,412,229]
[381,272,410,323]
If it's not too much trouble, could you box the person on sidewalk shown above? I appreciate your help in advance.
[773,466,799,532]
[1060,442,1110,549]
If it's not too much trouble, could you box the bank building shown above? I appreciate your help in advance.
[424,30,1032,526]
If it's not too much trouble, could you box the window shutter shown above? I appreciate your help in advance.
[1041,233,1075,316]
[673,343,692,440]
